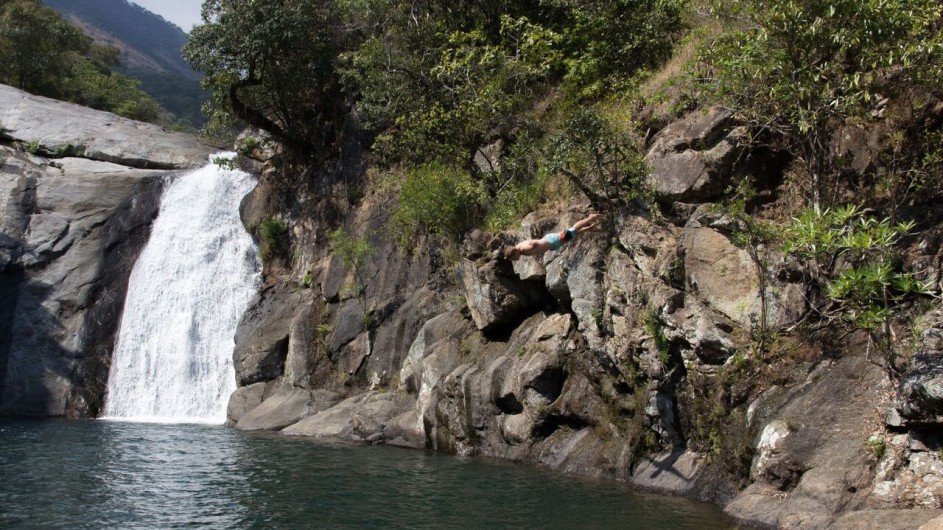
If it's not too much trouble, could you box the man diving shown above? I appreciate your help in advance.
[503,213,604,261]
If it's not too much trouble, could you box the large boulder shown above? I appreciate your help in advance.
[889,309,943,428]
[235,387,314,431]
[232,283,303,386]
[645,106,746,203]
[459,257,549,333]
[0,84,217,169]
[680,216,806,331]
[724,356,884,528]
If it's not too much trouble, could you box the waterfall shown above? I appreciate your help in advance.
[103,155,261,424]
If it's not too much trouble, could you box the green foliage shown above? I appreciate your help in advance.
[348,13,563,165]
[866,436,886,460]
[329,228,374,273]
[315,323,332,353]
[302,270,314,289]
[64,57,165,123]
[698,0,943,211]
[392,163,487,244]
[783,205,931,364]
[0,0,174,126]
[124,69,207,129]
[549,0,687,99]
[237,137,262,158]
[644,306,672,366]
[44,0,209,128]
[18,139,41,155]
[546,108,650,210]
[0,0,89,93]
[258,218,289,263]
[185,0,347,158]
[212,156,239,171]
[720,181,783,348]
[341,0,687,167]
[328,227,376,330]
[51,144,73,157]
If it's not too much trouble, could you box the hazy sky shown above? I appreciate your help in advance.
[131,0,203,32]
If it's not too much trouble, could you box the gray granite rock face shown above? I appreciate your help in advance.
[890,309,943,428]
[645,106,746,203]
[0,84,218,169]
[222,88,943,530]
[0,148,165,416]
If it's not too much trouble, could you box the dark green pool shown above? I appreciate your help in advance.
[0,419,734,529]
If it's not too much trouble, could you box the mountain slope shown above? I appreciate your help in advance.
[43,0,198,79]
[43,0,206,127]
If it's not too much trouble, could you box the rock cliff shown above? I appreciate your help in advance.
[2,79,940,528]
[230,106,943,529]
[0,84,217,416]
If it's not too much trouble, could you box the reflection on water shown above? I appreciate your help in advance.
[0,420,734,529]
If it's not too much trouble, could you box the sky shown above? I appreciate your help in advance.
[131,0,203,32]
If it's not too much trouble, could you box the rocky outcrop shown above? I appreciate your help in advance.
[0,84,219,416]
[226,164,943,527]
[645,106,747,203]
[0,84,217,169]
[890,309,943,428]
[224,98,941,529]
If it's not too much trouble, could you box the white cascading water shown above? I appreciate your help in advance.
[103,155,261,424]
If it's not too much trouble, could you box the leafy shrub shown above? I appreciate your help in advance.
[258,218,289,263]
[550,0,687,99]
[545,108,649,210]
[328,228,375,330]
[783,205,932,365]
[698,0,943,211]
[348,14,562,166]
[212,156,238,171]
[392,163,487,244]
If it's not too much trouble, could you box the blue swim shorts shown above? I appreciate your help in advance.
[543,227,577,251]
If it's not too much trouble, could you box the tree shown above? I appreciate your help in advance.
[545,108,648,212]
[185,0,348,158]
[0,0,90,93]
[546,0,686,98]
[699,0,943,212]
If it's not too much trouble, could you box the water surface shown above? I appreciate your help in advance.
[0,420,734,529]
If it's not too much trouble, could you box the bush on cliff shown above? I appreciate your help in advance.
[391,163,488,244]
[697,0,943,211]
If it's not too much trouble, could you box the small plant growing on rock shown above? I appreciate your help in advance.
[783,205,933,369]
[237,136,261,157]
[329,227,376,332]
[17,139,41,155]
[302,270,313,288]
[644,306,672,366]
[51,144,73,157]
[315,323,331,354]
[866,436,886,460]
[257,218,289,264]
[212,155,238,171]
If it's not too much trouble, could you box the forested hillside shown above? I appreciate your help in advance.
[43,0,206,128]
[0,0,172,124]
[189,0,943,247]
